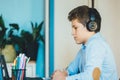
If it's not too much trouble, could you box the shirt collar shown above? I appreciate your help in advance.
[83,32,101,47]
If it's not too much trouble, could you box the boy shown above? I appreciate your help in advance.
[52,5,118,80]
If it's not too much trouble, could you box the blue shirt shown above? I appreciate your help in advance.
[66,32,118,80]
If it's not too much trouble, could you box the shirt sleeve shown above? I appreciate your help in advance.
[66,41,106,80]
[66,50,82,76]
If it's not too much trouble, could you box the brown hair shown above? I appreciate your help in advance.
[68,5,101,33]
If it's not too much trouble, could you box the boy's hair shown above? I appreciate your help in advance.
[68,5,101,33]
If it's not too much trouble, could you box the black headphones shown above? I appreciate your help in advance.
[86,8,97,32]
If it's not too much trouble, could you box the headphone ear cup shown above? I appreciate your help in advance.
[86,21,97,31]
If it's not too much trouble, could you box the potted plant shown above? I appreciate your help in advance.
[20,21,44,61]
[0,15,19,62]
[0,14,44,62]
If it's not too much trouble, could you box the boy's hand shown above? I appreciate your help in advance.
[52,70,68,80]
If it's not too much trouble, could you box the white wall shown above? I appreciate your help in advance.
[54,0,120,77]
[54,0,88,69]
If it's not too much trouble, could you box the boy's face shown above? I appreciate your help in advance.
[71,19,87,44]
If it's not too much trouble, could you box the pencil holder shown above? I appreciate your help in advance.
[12,69,26,80]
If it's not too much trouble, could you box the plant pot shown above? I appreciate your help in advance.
[1,44,16,63]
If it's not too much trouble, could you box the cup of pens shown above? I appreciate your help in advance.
[11,53,30,80]
[12,69,26,80]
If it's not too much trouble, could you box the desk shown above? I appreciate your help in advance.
[25,77,51,80]
[4,77,51,80]
[22,77,43,80]
[4,77,43,80]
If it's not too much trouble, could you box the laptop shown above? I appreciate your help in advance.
[0,55,10,80]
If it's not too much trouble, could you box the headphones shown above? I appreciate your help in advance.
[86,8,97,32]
